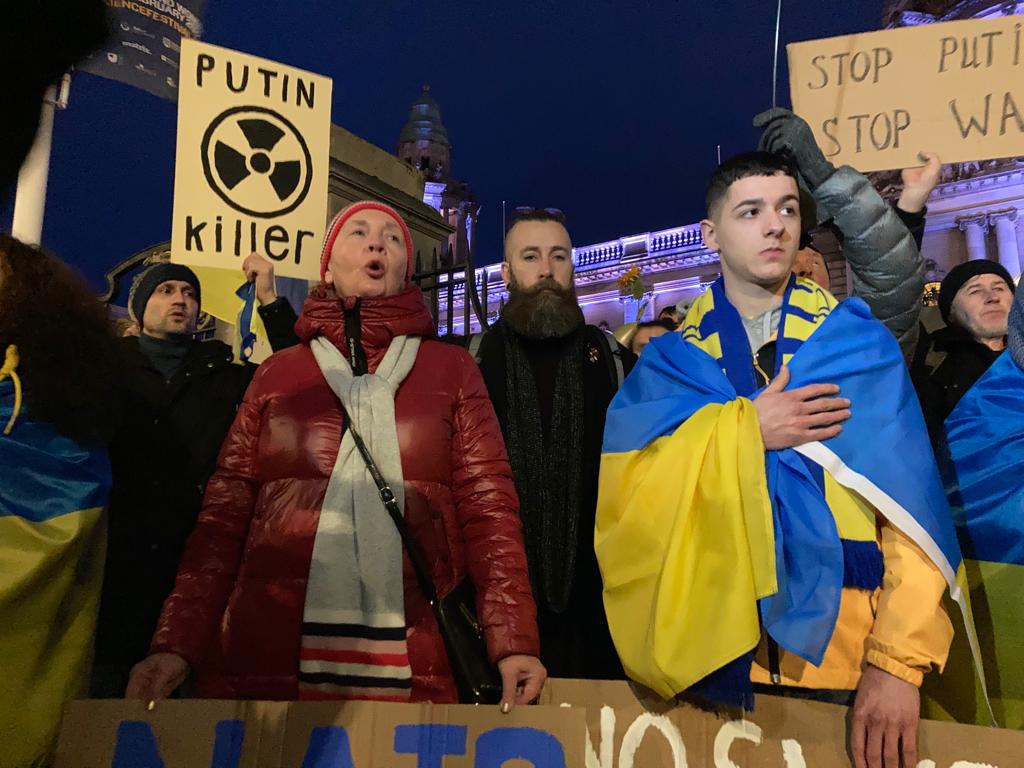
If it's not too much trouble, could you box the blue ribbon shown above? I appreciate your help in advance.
[235,282,257,362]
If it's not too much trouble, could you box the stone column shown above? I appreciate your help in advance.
[989,209,1021,277]
[958,214,990,261]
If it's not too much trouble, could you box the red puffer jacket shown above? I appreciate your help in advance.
[150,285,539,702]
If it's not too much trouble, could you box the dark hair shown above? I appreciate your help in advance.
[637,318,678,332]
[705,151,799,218]
[505,207,567,234]
[0,234,123,446]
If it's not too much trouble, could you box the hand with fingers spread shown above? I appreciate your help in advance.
[851,665,921,768]
[125,652,189,702]
[497,654,547,713]
[898,151,942,214]
[753,366,851,450]
[242,252,278,306]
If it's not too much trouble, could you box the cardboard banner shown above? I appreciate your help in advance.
[171,39,332,282]
[788,14,1024,172]
[54,699,585,767]
[543,679,1024,767]
[79,0,206,100]
[54,682,1024,767]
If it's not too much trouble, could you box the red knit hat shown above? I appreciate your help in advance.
[319,200,415,284]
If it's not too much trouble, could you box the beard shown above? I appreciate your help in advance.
[501,275,585,339]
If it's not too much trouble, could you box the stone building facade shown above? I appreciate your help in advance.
[397,85,480,270]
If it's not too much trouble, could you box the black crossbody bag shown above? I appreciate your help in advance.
[341,416,503,705]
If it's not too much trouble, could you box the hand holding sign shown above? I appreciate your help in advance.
[497,654,547,713]
[242,252,278,305]
[898,151,942,213]
[851,666,922,768]
[126,653,190,702]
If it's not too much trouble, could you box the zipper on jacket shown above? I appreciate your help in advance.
[344,298,369,376]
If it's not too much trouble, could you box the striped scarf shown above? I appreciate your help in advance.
[300,334,420,701]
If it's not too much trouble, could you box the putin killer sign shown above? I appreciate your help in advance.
[172,40,332,280]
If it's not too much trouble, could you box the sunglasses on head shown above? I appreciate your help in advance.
[507,206,568,229]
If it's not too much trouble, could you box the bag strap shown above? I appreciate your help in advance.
[342,415,441,607]
[467,332,486,363]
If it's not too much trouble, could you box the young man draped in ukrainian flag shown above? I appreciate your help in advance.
[597,152,985,768]
[926,278,1024,729]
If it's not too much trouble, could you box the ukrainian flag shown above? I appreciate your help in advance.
[930,350,1024,728]
[597,299,987,713]
[0,377,110,767]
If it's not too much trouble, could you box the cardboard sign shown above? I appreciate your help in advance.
[543,679,1024,767]
[171,39,332,281]
[788,14,1024,172]
[54,699,585,767]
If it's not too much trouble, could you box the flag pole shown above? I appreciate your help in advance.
[771,0,784,109]
[12,73,71,245]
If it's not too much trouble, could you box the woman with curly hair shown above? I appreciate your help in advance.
[0,233,123,767]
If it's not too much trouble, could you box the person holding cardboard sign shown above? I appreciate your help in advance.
[128,201,544,710]
[597,152,975,768]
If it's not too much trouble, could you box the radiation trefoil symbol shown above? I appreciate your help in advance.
[200,106,313,218]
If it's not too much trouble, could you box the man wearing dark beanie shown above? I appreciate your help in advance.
[914,259,1016,444]
[92,256,299,696]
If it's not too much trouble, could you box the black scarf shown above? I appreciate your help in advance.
[500,321,585,613]
[137,332,193,380]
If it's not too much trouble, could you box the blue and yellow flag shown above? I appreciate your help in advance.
[931,350,1024,727]
[0,375,110,767]
[597,289,986,713]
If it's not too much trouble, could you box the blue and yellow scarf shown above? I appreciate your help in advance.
[597,277,982,710]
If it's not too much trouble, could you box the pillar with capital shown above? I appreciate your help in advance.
[957,213,990,262]
[989,209,1021,277]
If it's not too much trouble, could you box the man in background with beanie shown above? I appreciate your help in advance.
[915,260,1016,444]
[92,256,299,696]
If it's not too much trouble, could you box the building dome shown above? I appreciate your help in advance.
[398,85,450,147]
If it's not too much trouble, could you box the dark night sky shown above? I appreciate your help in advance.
[7,0,881,291]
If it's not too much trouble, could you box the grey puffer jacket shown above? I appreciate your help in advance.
[814,165,924,361]
[1010,278,1024,372]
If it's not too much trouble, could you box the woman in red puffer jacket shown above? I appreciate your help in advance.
[127,201,544,708]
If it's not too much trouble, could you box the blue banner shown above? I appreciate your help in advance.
[79,0,206,101]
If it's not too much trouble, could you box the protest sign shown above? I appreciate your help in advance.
[54,681,1024,767]
[79,0,206,100]
[788,14,1024,172]
[543,678,1024,767]
[171,39,332,282]
[54,699,585,767]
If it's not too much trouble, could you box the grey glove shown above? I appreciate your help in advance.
[1009,280,1024,372]
[754,108,835,190]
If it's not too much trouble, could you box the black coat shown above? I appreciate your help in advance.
[95,299,298,668]
[470,322,635,680]
[913,324,1002,446]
